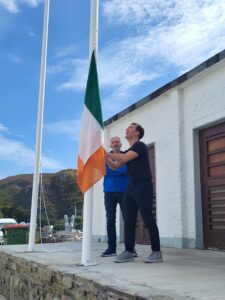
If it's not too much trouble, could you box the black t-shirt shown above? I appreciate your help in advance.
[125,141,152,183]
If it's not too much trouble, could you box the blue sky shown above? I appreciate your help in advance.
[0,0,225,179]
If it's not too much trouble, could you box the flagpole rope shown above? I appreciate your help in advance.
[38,165,56,251]
[34,167,75,253]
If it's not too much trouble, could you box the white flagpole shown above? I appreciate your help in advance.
[28,0,50,252]
[81,0,99,266]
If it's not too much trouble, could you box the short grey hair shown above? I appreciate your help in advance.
[110,136,121,142]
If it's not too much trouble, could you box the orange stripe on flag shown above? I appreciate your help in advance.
[77,146,105,193]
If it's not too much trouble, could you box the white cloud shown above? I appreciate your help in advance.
[0,0,19,13]
[46,0,225,117]
[0,0,42,13]
[47,58,76,75]
[8,53,22,63]
[0,133,64,170]
[54,44,78,59]
[47,45,79,76]
[53,41,160,116]
[56,58,88,90]
[56,46,159,91]
[102,0,177,25]
[28,29,35,36]
[22,0,42,7]
[45,119,81,141]
[56,1,225,89]
[102,0,225,27]
[101,0,225,70]
[0,123,9,132]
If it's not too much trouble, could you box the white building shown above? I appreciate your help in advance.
[92,50,225,250]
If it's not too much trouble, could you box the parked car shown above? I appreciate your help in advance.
[0,218,17,245]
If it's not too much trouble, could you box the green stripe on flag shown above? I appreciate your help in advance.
[84,51,103,128]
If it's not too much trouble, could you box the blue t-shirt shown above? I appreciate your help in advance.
[103,163,128,192]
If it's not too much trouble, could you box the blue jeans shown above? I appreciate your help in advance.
[104,192,124,251]
[124,181,160,252]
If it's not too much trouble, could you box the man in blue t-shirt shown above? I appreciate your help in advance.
[105,123,162,263]
[101,136,128,257]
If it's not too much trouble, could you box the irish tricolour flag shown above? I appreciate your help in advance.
[77,51,105,193]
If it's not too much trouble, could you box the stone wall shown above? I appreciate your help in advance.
[0,252,144,300]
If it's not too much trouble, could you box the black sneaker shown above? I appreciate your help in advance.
[101,249,117,257]
[133,249,138,257]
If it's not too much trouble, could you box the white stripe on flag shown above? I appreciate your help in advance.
[78,105,103,164]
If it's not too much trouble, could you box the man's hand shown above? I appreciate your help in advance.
[105,152,112,165]
[104,151,121,170]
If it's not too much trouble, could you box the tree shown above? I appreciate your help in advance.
[0,189,13,217]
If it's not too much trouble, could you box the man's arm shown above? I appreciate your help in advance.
[105,150,138,170]
[105,156,122,170]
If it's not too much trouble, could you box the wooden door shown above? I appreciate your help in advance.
[199,122,225,250]
[135,146,156,244]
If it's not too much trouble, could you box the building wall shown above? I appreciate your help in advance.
[92,59,225,249]
[181,62,225,248]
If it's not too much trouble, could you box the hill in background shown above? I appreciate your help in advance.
[0,169,83,229]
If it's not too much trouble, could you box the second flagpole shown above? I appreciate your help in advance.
[28,0,50,252]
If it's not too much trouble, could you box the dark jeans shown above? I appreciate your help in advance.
[104,192,124,251]
[124,181,160,252]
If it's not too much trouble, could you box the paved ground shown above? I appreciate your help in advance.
[1,241,225,299]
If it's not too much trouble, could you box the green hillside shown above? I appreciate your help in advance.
[0,169,83,228]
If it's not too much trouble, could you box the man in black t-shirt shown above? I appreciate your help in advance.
[105,123,162,263]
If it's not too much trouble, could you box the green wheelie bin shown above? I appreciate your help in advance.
[2,224,28,245]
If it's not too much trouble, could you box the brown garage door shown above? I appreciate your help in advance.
[199,122,225,250]
[135,145,156,244]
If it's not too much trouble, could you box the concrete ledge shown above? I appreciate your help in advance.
[0,251,149,300]
[1,242,225,300]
